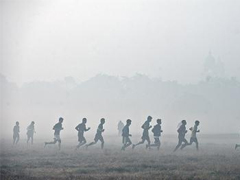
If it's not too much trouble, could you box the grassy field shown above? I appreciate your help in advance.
[1,135,240,180]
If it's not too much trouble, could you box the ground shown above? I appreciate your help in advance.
[1,135,240,180]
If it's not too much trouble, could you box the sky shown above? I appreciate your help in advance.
[1,0,240,85]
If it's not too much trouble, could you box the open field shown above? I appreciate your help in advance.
[1,135,240,180]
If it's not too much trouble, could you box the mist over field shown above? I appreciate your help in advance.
[1,68,240,138]
[1,0,240,179]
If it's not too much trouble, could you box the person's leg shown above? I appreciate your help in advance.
[235,144,240,150]
[146,136,151,149]
[125,138,132,149]
[174,138,182,152]
[31,136,34,144]
[181,138,188,150]
[86,138,98,148]
[101,139,104,149]
[27,135,30,144]
[181,137,192,150]
[133,138,145,149]
[13,135,16,145]
[77,137,87,148]
[58,139,61,150]
[16,135,19,144]
[45,138,57,147]
[195,138,199,150]
[157,138,161,150]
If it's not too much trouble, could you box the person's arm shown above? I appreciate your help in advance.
[97,125,104,132]
[75,125,79,131]
[85,126,90,131]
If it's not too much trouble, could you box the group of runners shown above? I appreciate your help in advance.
[13,116,240,151]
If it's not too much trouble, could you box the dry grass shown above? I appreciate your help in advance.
[1,136,240,180]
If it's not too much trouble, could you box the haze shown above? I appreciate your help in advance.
[1,0,240,138]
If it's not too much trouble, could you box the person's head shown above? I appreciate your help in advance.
[16,121,19,126]
[100,118,105,124]
[181,120,187,125]
[31,121,35,125]
[82,118,87,124]
[157,119,161,124]
[59,117,64,123]
[126,119,132,126]
[195,120,200,126]
[147,116,152,122]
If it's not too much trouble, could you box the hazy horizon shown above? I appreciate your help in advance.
[1,0,240,86]
[1,0,240,138]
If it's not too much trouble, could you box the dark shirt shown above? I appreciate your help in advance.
[178,124,186,137]
[142,121,150,136]
[13,125,20,135]
[53,122,63,135]
[122,125,130,137]
[27,124,35,135]
[152,124,162,137]
[76,123,87,136]
[96,123,103,135]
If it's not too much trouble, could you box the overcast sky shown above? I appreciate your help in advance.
[1,0,240,85]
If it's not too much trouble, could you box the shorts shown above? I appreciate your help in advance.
[13,133,19,139]
[27,132,34,137]
[94,134,104,143]
[122,136,132,144]
[78,135,86,143]
[154,137,160,145]
[141,134,150,142]
[54,135,61,141]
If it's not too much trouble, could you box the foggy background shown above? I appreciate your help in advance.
[1,0,240,138]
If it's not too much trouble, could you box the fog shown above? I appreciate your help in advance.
[1,0,240,139]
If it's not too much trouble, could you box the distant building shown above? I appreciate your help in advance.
[203,52,225,80]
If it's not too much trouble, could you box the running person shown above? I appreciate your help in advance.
[118,121,124,136]
[132,116,152,149]
[27,121,36,144]
[86,118,105,149]
[75,118,90,149]
[173,120,188,152]
[121,119,132,150]
[147,119,163,150]
[235,129,240,150]
[13,121,20,145]
[45,117,64,149]
[181,120,200,150]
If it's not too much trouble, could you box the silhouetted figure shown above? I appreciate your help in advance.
[147,119,163,150]
[132,116,152,149]
[236,131,240,150]
[235,144,240,150]
[118,121,124,136]
[181,120,200,150]
[174,120,188,152]
[86,118,105,149]
[75,118,90,149]
[121,119,132,150]
[45,117,64,149]
[27,121,35,144]
[13,121,20,145]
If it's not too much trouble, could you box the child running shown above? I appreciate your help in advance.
[13,121,20,145]
[27,121,36,144]
[181,120,200,150]
[44,117,64,149]
[147,119,163,150]
[173,120,188,152]
[86,118,105,149]
[75,118,90,149]
[121,119,132,150]
[132,116,152,149]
